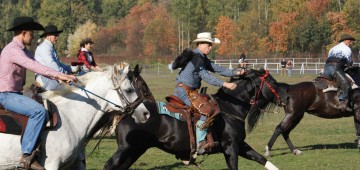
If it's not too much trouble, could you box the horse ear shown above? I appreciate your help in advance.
[123,64,129,74]
[113,64,119,76]
[134,64,142,75]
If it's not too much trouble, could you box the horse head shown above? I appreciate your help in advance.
[98,64,151,123]
[130,64,156,103]
[226,69,286,133]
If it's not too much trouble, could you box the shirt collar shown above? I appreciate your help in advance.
[43,39,54,47]
[13,37,25,50]
[194,48,205,57]
[81,47,89,52]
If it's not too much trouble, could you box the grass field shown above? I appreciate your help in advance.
[81,71,359,170]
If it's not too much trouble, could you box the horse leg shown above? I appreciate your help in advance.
[354,109,360,149]
[265,125,282,157]
[104,147,146,170]
[281,115,304,155]
[265,113,304,156]
[238,141,279,170]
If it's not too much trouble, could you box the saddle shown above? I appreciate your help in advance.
[314,74,358,92]
[165,89,220,163]
[0,83,58,136]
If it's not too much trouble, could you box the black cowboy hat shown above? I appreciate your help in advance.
[338,34,356,42]
[40,25,63,38]
[80,38,94,47]
[7,16,44,31]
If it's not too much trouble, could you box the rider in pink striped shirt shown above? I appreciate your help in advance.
[0,16,77,170]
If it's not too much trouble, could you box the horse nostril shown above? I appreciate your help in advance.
[143,112,150,120]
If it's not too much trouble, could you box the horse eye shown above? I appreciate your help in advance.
[125,88,134,93]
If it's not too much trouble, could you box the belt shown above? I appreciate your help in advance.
[177,83,196,91]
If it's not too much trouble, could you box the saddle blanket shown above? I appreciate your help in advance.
[157,102,185,121]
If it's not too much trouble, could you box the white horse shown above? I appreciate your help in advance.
[0,64,150,170]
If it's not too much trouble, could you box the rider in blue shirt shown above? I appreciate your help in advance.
[323,34,356,111]
[35,25,78,90]
[174,32,245,154]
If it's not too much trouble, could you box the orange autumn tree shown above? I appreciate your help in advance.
[143,4,177,59]
[326,12,354,47]
[267,12,298,53]
[215,16,237,57]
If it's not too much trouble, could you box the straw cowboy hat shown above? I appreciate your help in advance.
[338,34,356,42]
[40,25,63,38]
[193,32,220,44]
[7,16,44,31]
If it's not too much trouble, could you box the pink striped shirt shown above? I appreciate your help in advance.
[0,38,61,92]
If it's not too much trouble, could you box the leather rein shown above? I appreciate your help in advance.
[249,70,282,106]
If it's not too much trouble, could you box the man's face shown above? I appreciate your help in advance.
[47,34,59,45]
[198,42,213,55]
[22,31,34,46]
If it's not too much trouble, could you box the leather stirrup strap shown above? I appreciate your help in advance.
[183,110,196,164]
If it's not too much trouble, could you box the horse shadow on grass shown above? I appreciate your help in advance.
[128,162,228,170]
[269,142,357,157]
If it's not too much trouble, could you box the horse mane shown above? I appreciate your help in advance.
[40,66,116,100]
[231,69,280,133]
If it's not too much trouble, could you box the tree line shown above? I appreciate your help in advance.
[0,0,359,62]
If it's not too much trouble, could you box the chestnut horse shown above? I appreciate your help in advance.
[264,67,360,156]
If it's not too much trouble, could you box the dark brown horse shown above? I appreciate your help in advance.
[264,67,360,156]
[104,69,287,170]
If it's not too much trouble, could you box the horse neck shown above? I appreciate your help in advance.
[49,74,113,140]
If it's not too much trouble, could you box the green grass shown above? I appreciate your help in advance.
[83,72,359,170]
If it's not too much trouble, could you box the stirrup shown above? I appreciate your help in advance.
[19,146,40,169]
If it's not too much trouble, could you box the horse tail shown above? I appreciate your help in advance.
[247,99,273,133]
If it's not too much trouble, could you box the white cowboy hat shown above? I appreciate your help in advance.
[193,32,220,44]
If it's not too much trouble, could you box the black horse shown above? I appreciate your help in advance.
[104,69,287,170]
[264,67,360,156]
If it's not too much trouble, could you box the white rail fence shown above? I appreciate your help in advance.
[141,58,360,75]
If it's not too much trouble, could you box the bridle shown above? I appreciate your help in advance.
[249,70,282,106]
[110,72,150,116]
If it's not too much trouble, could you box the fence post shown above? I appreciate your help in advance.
[229,60,233,69]
[300,63,304,75]
[158,63,160,75]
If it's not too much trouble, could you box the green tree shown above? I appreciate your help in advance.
[67,20,98,57]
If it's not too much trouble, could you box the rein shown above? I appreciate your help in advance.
[250,70,281,105]
[70,82,123,109]
[85,72,153,158]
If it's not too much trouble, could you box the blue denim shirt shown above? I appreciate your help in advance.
[175,48,237,89]
[34,40,71,90]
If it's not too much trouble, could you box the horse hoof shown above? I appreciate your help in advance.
[292,149,302,155]
[264,146,271,157]
[182,160,190,165]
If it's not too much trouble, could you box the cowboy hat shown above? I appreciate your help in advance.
[40,25,63,38]
[193,32,220,44]
[338,34,356,42]
[7,16,44,31]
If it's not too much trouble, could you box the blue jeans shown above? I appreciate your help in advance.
[36,75,62,90]
[0,92,46,154]
[174,86,191,106]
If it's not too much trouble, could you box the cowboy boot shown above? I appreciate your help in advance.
[20,154,45,170]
